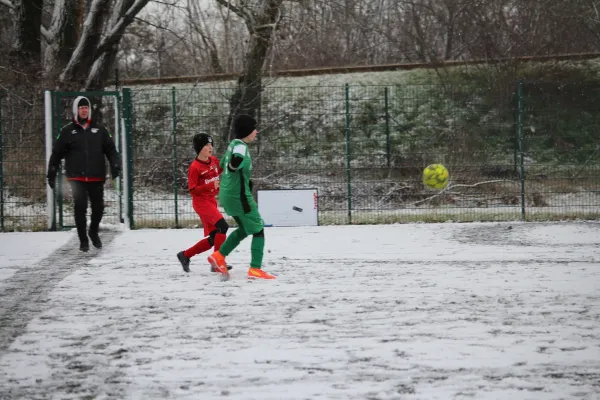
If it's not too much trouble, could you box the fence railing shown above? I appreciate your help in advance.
[0,93,48,231]
[1,81,599,231]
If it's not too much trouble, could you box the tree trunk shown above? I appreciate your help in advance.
[10,0,43,72]
[44,0,79,80]
[86,45,119,90]
[59,0,111,88]
[223,0,283,142]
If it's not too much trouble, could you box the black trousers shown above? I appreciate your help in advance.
[68,180,104,243]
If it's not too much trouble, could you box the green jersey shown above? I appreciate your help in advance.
[219,139,256,216]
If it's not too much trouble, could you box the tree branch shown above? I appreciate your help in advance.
[60,0,110,83]
[0,83,34,105]
[95,0,150,57]
[0,0,13,8]
[214,0,255,26]
[132,16,187,45]
[41,0,65,44]
[40,26,51,43]
[411,180,517,207]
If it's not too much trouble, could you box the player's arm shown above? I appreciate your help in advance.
[102,127,121,178]
[47,126,70,183]
[227,154,244,172]
[227,144,246,172]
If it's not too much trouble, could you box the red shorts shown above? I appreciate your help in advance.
[192,198,224,236]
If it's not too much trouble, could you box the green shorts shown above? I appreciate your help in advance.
[232,208,264,235]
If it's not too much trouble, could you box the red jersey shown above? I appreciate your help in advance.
[188,156,222,207]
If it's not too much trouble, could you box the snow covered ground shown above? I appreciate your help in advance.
[0,222,599,400]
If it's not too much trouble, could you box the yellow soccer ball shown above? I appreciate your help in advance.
[423,164,449,190]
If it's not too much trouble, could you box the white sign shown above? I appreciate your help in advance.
[257,189,318,227]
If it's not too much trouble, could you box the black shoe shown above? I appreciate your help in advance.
[211,265,233,272]
[89,230,102,249]
[80,241,89,252]
[177,251,190,273]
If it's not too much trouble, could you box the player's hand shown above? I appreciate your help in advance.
[214,180,220,189]
[111,165,121,179]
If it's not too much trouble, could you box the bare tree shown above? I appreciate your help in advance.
[0,0,151,92]
[213,0,284,141]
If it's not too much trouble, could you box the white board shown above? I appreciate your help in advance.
[257,189,318,227]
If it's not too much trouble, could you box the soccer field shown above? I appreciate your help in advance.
[0,222,599,400]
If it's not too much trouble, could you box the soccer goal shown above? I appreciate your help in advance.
[44,90,133,231]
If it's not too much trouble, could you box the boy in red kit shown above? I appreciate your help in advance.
[177,134,230,273]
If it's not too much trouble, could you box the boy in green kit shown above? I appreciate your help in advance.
[207,115,276,280]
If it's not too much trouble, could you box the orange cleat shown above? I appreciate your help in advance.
[207,251,229,279]
[247,267,276,280]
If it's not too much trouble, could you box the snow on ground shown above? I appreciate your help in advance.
[0,221,599,400]
[0,231,72,283]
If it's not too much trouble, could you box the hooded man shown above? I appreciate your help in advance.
[207,114,276,280]
[47,96,121,252]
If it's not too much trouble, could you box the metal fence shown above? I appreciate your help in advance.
[0,93,47,231]
[126,82,600,228]
[1,81,599,231]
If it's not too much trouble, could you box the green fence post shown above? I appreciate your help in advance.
[53,92,64,230]
[44,90,56,231]
[517,80,526,220]
[345,84,352,224]
[122,88,135,229]
[513,91,518,176]
[384,87,391,168]
[0,93,4,232]
[115,94,124,224]
[171,87,179,228]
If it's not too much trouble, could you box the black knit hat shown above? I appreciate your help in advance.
[233,115,257,139]
[193,133,213,154]
[78,98,90,107]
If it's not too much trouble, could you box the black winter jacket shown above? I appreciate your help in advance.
[47,119,121,181]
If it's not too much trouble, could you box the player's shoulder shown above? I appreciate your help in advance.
[229,138,247,147]
[231,139,247,154]
[190,158,203,168]
[210,155,220,164]
[60,121,76,131]
[91,120,107,130]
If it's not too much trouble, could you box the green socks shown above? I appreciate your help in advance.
[217,227,264,269]
[250,235,265,269]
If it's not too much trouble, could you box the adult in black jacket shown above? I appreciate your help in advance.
[47,96,121,252]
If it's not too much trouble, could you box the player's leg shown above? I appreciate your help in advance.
[87,181,104,249]
[207,216,246,276]
[207,219,230,272]
[240,209,275,280]
[68,180,89,252]
[217,216,247,257]
[182,218,215,259]
[177,221,212,272]
[212,218,228,251]
[177,205,226,272]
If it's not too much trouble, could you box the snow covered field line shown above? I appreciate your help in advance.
[0,231,119,353]
[0,222,599,399]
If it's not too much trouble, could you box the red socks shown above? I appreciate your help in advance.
[213,233,226,252]
[183,233,226,258]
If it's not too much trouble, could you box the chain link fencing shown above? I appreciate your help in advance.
[1,79,599,231]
